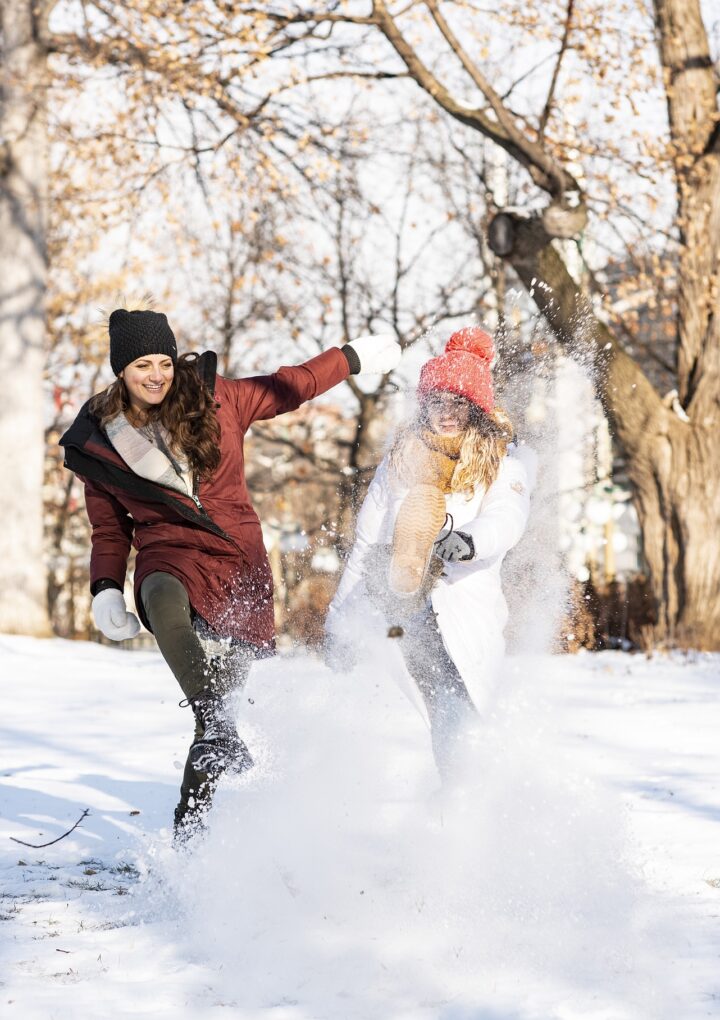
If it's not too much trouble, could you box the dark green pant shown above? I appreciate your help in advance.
[140,571,254,830]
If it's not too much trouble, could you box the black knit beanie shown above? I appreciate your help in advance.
[109,309,178,376]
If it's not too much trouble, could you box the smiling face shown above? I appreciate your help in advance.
[424,390,472,437]
[120,354,175,413]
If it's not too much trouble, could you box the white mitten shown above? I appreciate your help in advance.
[345,333,401,375]
[434,530,475,563]
[92,588,141,641]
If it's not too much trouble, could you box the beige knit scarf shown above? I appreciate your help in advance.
[388,428,462,594]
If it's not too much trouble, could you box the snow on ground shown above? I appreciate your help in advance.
[0,634,719,1019]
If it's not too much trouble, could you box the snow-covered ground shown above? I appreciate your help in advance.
[1,634,719,1019]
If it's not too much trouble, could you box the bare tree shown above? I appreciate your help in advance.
[242,0,720,649]
[0,1,54,634]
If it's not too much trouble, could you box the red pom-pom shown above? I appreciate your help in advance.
[446,327,494,362]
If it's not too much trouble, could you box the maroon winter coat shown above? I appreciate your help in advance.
[60,348,350,650]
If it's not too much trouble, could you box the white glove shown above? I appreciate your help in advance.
[434,530,475,563]
[345,333,401,375]
[92,588,141,641]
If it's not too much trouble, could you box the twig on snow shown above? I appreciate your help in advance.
[10,809,91,849]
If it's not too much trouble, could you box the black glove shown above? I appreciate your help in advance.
[434,530,475,563]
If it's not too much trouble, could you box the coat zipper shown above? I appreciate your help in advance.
[189,482,241,553]
[191,474,205,513]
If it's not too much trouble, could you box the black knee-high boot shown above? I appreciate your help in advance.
[139,571,255,839]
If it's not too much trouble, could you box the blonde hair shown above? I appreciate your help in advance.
[388,406,513,496]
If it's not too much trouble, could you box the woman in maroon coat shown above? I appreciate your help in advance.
[60,308,400,839]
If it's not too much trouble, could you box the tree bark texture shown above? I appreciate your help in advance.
[0,0,51,635]
[632,0,720,651]
[652,0,720,420]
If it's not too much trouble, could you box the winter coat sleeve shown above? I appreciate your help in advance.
[222,348,350,431]
[460,449,535,561]
[325,460,391,632]
[83,479,135,591]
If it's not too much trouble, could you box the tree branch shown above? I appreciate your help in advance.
[538,0,575,141]
[400,0,578,199]
[240,7,376,28]
[10,809,90,849]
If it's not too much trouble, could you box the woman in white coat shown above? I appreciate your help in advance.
[325,327,535,780]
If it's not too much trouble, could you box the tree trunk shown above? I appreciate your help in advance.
[336,391,376,553]
[631,418,720,649]
[489,215,720,649]
[0,0,51,635]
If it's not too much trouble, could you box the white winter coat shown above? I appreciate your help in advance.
[326,444,536,714]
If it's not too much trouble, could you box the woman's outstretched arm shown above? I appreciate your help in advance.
[222,336,401,430]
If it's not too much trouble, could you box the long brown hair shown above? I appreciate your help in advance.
[89,353,221,478]
[388,403,513,496]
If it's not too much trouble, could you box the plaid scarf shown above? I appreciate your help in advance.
[104,413,191,496]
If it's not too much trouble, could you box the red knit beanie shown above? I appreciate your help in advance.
[417,327,495,411]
